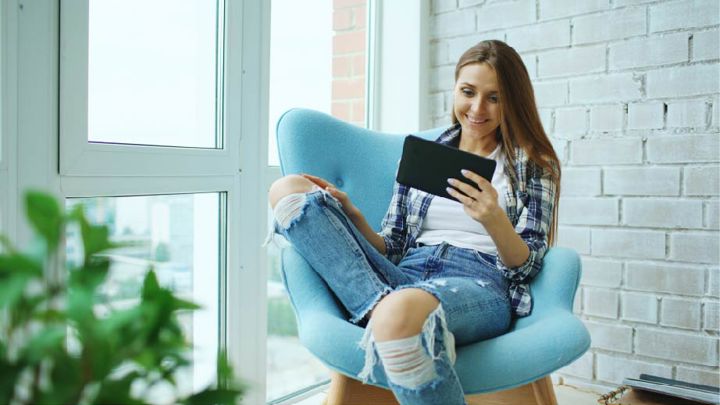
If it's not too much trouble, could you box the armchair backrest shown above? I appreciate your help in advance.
[276,108,443,230]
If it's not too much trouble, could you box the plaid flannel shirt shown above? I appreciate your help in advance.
[378,124,558,317]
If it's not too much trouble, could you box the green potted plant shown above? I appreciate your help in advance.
[0,191,244,404]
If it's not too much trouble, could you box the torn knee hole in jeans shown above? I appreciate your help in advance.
[357,304,456,387]
[262,192,310,249]
[375,335,437,389]
[273,193,309,229]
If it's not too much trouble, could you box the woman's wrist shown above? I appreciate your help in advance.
[478,204,506,230]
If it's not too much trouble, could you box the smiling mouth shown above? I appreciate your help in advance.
[465,114,489,125]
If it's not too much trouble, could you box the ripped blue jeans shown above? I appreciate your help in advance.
[267,187,511,405]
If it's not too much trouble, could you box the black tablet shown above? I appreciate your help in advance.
[396,135,497,201]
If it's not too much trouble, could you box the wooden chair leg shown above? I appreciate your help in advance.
[467,376,558,405]
[324,372,398,405]
[325,372,557,405]
[531,375,558,405]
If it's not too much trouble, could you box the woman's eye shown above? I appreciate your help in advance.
[489,95,498,103]
[462,88,474,96]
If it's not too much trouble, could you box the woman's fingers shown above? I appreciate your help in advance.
[445,185,475,206]
[460,169,491,188]
[446,178,481,200]
[300,173,334,189]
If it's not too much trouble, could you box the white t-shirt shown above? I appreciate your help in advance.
[415,144,508,255]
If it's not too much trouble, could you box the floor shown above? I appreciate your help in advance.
[292,383,603,404]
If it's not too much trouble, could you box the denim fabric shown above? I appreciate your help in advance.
[271,188,512,405]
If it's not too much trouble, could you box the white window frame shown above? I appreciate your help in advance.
[8,1,270,404]
[59,0,237,177]
[1,0,18,244]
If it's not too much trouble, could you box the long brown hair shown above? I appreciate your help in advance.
[451,40,561,245]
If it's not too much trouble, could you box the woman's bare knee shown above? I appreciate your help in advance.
[268,175,315,209]
[371,289,439,342]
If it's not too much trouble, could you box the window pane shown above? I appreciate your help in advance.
[266,208,329,401]
[66,193,221,400]
[88,0,220,148]
[268,0,369,166]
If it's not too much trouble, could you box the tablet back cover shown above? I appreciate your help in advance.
[396,135,497,200]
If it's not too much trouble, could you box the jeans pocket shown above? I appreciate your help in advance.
[471,249,496,269]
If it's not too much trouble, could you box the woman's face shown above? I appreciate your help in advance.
[453,63,501,142]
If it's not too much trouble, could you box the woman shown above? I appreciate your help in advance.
[267,40,560,405]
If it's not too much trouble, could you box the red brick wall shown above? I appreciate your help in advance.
[332,0,366,126]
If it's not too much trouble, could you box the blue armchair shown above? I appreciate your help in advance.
[275,108,590,405]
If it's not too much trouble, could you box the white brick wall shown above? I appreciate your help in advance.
[666,99,708,128]
[429,0,719,388]
[538,45,606,78]
[669,232,720,264]
[623,198,703,228]
[685,166,720,196]
[646,135,720,164]
[626,262,706,296]
[573,7,647,45]
[570,73,643,103]
[661,297,702,329]
[584,288,620,318]
[589,104,624,132]
[554,107,587,136]
[560,197,619,225]
[635,328,718,366]
[582,257,623,287]
[609,33,689,70]
[572,138,643,165]
[622,292,659,324]
[649,0,720,32]
[505,20,570,52]
[597,354,672,384]
[604,167,680,196]
[627,102,664,130]
[646,64,720,99]
[561,168,601,196]
[693,28,720,61]
[586,321,633,352]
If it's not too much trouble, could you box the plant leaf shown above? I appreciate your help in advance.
[141,270,161,301]
[24,191,63,251]
[77,214,115,259]
[69,256,110,292]
[0,273,33,309]
[182,388,244,405]
[0,253,43,276]
[172,297,201,311]
[0,234,17,254]
[18,325,66,364]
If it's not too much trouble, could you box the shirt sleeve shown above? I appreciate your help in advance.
[378,180,409,265]
[497,161,558,283]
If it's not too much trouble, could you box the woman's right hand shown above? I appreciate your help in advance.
[301,173,361,219]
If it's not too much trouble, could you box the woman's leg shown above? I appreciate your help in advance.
[359,244,512,405]
[365,289,466,405]
[267,175,415,323]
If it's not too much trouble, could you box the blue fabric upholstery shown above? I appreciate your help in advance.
[276,108,591,394]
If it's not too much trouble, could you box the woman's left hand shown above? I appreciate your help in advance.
[446,169,502,225]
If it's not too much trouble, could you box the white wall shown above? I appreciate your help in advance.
[429,0,719,389]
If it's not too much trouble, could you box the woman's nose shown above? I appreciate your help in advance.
[471,97,485,113]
